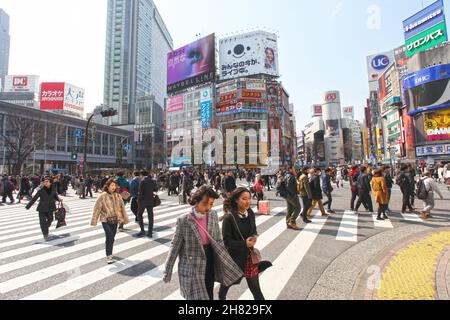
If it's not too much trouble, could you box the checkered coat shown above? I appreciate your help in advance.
[164,208,244,300]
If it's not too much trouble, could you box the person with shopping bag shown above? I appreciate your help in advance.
[163,186,243,300]
[26,177,63,241]
[219,187,270,300]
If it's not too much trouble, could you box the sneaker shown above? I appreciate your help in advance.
[106,256,114,264]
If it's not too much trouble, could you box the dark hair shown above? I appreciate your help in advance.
[141,170,149,176]
[134,171,140,177]
[103,179,119,193]
[400,165,408,171]
[189,186,219,206]
[325,168,332,173]
[314,167,322,172]
[117,172,124,177]
[352,165,359,170]
[360,166,367,173]
[223,187,252,214]
[265,47,275,57]
[301,167,310,174]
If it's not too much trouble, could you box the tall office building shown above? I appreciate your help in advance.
[103,0,173,126]
[0,9,10,86]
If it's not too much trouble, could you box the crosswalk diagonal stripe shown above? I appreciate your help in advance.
[239,211,327,300]
[336,211,359,242]
[372,213,394,228]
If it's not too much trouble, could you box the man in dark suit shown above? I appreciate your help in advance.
[137,170,159,238]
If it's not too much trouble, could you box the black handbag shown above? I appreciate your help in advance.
[153,194,161,207]
[55,204,67,229]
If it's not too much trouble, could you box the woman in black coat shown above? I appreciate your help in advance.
[26,177,63,240]
[219,187,265,300]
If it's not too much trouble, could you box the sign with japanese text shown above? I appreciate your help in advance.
[416,144,450,157]
[167,95,184,113]
[342,106,354,119]
[63,83,84,113]
[405,21,448,58]
[403,0,446,40]
[40,82,65,110]
[167,34,216,95]
[200,86,212,129]
[4,75,39,94]
[219,31,279,80]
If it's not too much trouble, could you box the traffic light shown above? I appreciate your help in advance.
[101,108,118,118]
[71,152,78,161]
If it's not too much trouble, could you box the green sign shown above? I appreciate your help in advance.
[406,21,448,58]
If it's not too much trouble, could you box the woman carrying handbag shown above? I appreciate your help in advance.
[219,187,270,300]
[163,186,243,300]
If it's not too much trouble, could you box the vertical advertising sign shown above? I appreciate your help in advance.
[403,0,447,58]
[200,87,212,129]
[63,83,85,115]
[40,82,65,110]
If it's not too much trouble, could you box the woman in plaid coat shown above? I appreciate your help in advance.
[163,186,243,300]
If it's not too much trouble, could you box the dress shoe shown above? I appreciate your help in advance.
[287,222,301,230]
[382,214,389,220]
[136,231,146,237]
[303,219,312,224]
[376,216,385,221]
[147,233,153,238]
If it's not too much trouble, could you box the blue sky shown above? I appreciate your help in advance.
[1,0,448,133]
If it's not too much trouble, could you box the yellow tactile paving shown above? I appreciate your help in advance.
[377,231,450,300]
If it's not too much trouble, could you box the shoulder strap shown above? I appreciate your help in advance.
[229,213,246,242]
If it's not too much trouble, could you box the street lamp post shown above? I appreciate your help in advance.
[82,108,117,179]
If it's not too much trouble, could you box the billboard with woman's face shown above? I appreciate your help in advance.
[219,31,279,80]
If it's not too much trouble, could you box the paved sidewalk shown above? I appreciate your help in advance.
[359,229,450,300]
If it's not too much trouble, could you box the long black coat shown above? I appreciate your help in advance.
[309,176,323,200]
[222,209,257,283]
[138,177,158,206]
[26,187,60,213]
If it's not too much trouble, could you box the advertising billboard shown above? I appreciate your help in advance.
[405,21,448,58]
[219,31,279,80]
[167,34,216,95]
[403,0,447,47]
[167,95,184,113]
[312,104,323,117]
[4,75,39,94]
[63,83,84,113]
[366,50,395,91]
[342,106,354,119]
[404,64,450,116]
[40,82,65,110]
[200,86,212,129]
[423,110,450,141]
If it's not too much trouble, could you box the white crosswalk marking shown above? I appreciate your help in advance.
[239,211,326,300]
[0,187,436,300]
[372,213,394,229]
[336,211,359,242]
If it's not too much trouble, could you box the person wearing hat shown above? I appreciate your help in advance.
[26,177,63,241]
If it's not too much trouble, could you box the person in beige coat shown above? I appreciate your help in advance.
[91,179,129,264]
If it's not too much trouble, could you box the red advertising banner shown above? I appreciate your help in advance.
[241,90,262,99]
[402,108,415,157]
[40,82,65,110]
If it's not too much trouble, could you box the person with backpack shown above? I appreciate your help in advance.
[355,166,374,213]
[371,169,389,221]
[322,168,335,214]
[396,165,415,213]
[417,169,444,220]
[297,167,312,224]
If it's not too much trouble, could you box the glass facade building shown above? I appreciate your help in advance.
[0,9,10,85]
[103,0,173,125]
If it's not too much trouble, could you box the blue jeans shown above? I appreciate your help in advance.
[102,222,118,257]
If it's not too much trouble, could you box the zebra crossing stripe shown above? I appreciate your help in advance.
[163,207,288,301]
[94,206,274,300]
[372,213,394,229]
[239,211,328,300]
[400,213,423,223]
[336,211,359,242]
[0,205,223,295]
[0,202,196,249]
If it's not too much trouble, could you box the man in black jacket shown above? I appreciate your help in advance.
[285,166,302,230]
[396,165,415,213]
[355,166,374,213]
[26,178,63,240]
[383,165,394,213]
[137,170,159,238]
[224,170,237,198]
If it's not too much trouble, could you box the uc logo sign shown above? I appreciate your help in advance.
[371,55,390,70]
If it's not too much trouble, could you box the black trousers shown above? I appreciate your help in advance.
[323,192,332,210]
[355,191,373,212]
[219,277,265,300]
[130,197,139,218]
[2,191,14,203]
[138,204,154,234]
[102,222,118,257]
[85,187,93,198]
[256,192,264,210]
[300,196,311,221]
[350,189,358,211]
[377,204,388,217]
[38,211,53,236]
[402,191,414,211]
[204,245,215,300]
